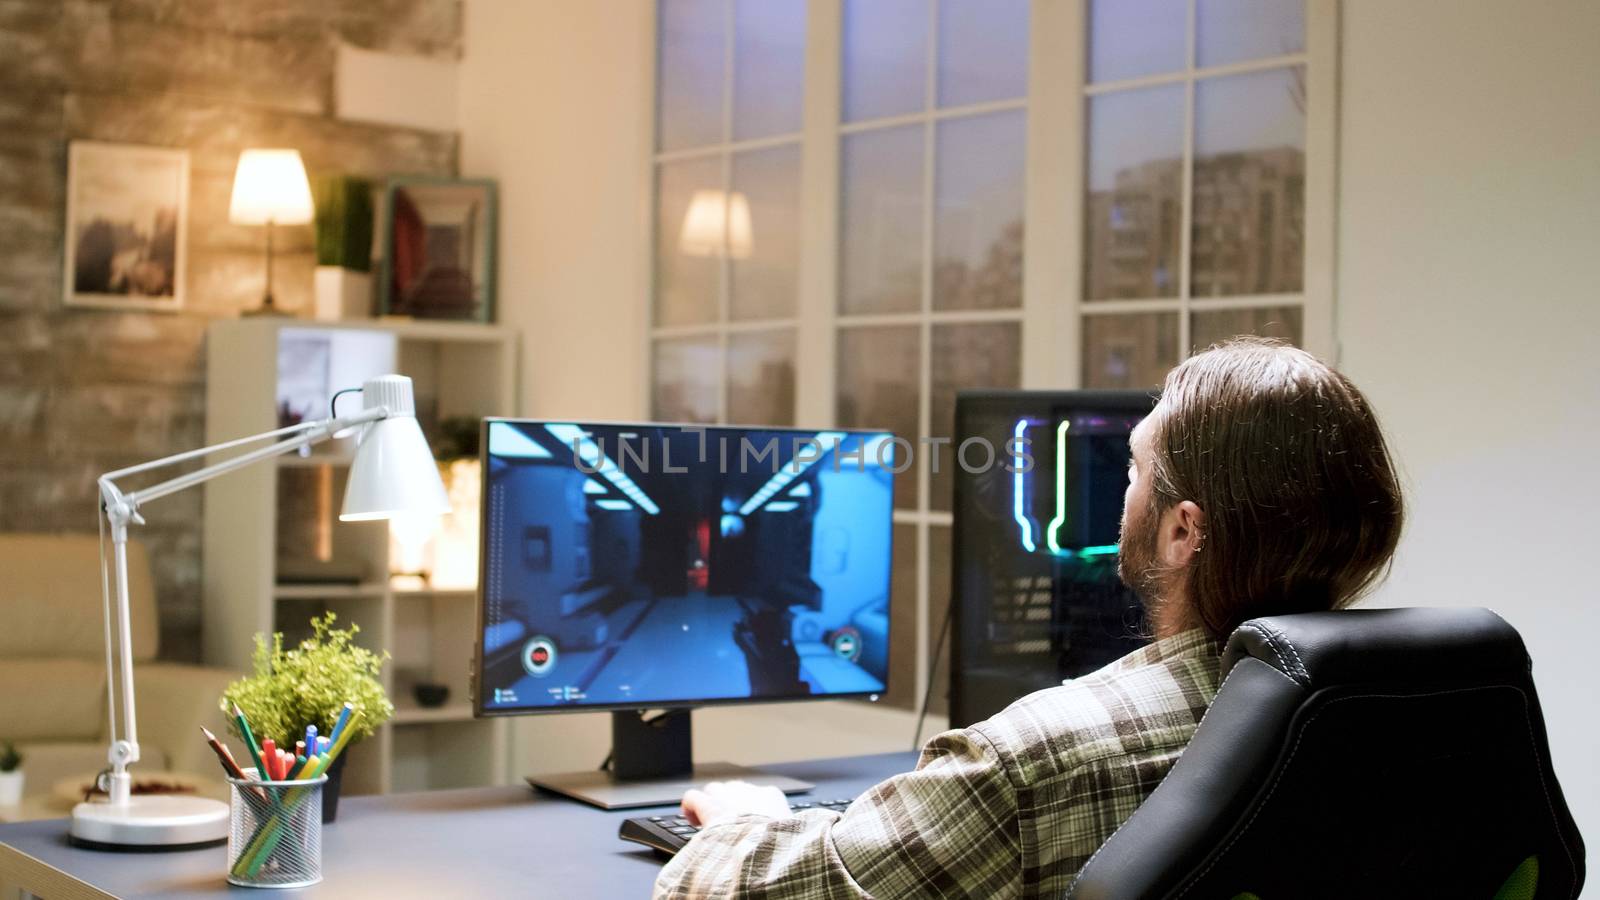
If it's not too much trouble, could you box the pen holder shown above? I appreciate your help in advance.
[226,774,326,889]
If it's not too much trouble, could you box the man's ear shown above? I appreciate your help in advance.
[1158,500,1207,569]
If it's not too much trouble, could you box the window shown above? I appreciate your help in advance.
[652,0,808,426]
[1081,0,1318,388]
[647,0,1334,712]
[833,0,1029,710]
[836,0,1030,514]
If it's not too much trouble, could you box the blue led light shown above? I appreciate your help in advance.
[1013,419,1036,553]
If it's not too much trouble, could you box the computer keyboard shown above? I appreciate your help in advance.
[619,798,855,857]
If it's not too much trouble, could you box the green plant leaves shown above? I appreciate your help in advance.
[219,612,394,747]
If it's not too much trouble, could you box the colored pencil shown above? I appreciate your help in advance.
[200,726,247,781]
[305,709,360,779]
[239,710,362,878]
[232,704,269,781]
[327,702,354,746]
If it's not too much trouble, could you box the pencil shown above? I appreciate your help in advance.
[200,726,247,781]
[232,704,268,781]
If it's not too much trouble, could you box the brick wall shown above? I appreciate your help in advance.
[0,0,462,660]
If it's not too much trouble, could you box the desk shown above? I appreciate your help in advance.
[0,751,917,898]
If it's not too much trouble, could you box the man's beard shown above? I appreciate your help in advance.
[1118,494,1166,618]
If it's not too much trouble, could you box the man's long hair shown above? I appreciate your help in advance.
[1146,338,1405,638]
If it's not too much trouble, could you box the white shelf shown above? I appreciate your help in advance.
[273,582,387,600]
[202,317,518,796]
[392,587,478,602]
[393,702,477,725]
[222,315,516,344]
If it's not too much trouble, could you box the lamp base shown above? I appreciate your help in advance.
[69,795,229,850]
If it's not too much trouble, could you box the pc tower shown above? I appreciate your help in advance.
[948,391,1155,728]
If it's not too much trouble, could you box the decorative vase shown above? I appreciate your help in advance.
[312,266,373,321]
[0,770,23,806]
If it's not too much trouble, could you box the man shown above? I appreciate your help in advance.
[656,338,1405,899]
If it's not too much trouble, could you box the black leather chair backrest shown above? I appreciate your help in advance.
[1069,607,1585,900]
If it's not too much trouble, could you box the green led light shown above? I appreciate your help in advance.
[1045,420,1069,554]
[1043,418,1119,559]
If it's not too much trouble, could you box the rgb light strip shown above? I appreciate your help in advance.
[1036,417,1119,559]
[1013,419,1037,552]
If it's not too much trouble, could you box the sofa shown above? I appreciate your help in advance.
[0,533,238,802]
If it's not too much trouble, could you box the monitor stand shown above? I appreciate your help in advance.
[526,710,814,810]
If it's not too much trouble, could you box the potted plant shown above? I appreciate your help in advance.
[0,742,23,806]
[220,613,393,822]
[310,174,374,321]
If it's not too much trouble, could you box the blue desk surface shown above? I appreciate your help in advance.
[0,751,918,898]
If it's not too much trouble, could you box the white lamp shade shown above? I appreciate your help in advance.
[679,189,752,259]
[229,149,315,225]
[339,376,450,521]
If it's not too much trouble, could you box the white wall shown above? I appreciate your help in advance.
[1338,0,1600,871]
[458,0,652,422]
[458,1,1600,859]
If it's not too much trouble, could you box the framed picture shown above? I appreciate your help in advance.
[378,176,497,323]
[63,141,189,312]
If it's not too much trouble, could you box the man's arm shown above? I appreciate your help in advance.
[654,728,1022,899]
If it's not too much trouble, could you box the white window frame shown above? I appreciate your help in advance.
[645,0,807,426]
[641,0,1340,710]
[1031,0,1340,390]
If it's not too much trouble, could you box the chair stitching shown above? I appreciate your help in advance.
[1513,685,1579,898]
[1259,621,1309,682]
[1176,684,1577,897]
[1235,623,1303,686]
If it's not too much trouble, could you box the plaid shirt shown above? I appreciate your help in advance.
[655,629,1224,899]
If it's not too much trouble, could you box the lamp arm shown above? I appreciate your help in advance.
[101,418,326,485]
[102,407,389,515]
[93,404,391,807]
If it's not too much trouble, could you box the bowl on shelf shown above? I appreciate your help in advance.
[412,683,450,709]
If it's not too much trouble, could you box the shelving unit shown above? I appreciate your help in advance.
[201,317,518,796]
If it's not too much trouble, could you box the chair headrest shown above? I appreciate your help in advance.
[1222,607,1528,689]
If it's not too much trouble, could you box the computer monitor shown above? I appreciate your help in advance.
[949,391,1155,728]
[474,420,896,807]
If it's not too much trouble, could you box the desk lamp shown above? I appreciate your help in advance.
[230,148,315,316]
[70,375,449,848]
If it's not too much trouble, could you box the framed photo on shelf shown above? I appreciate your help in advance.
[63,140,189,312]
[378,176,498,323]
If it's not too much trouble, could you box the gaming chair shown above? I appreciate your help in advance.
[1069,607,1586,900]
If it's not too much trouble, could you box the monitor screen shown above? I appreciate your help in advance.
[949,391,1155,727]
[476,421,896,713]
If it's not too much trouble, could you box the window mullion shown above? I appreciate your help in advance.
[717,0,735,424]
[1177,0,1197,361]
[795,0,841,429]
[1029,0,1084,389]
[1303,0,1340,362]
[915,0,939,708]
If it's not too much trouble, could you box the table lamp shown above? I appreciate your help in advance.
[70,375,448,848]
[230,148,315,316]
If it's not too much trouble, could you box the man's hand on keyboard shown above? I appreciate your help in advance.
[680,780,792,827]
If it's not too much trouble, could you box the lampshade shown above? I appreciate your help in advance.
[339,375,451,521]
[679,189,752,259]
[229,149,315,225]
